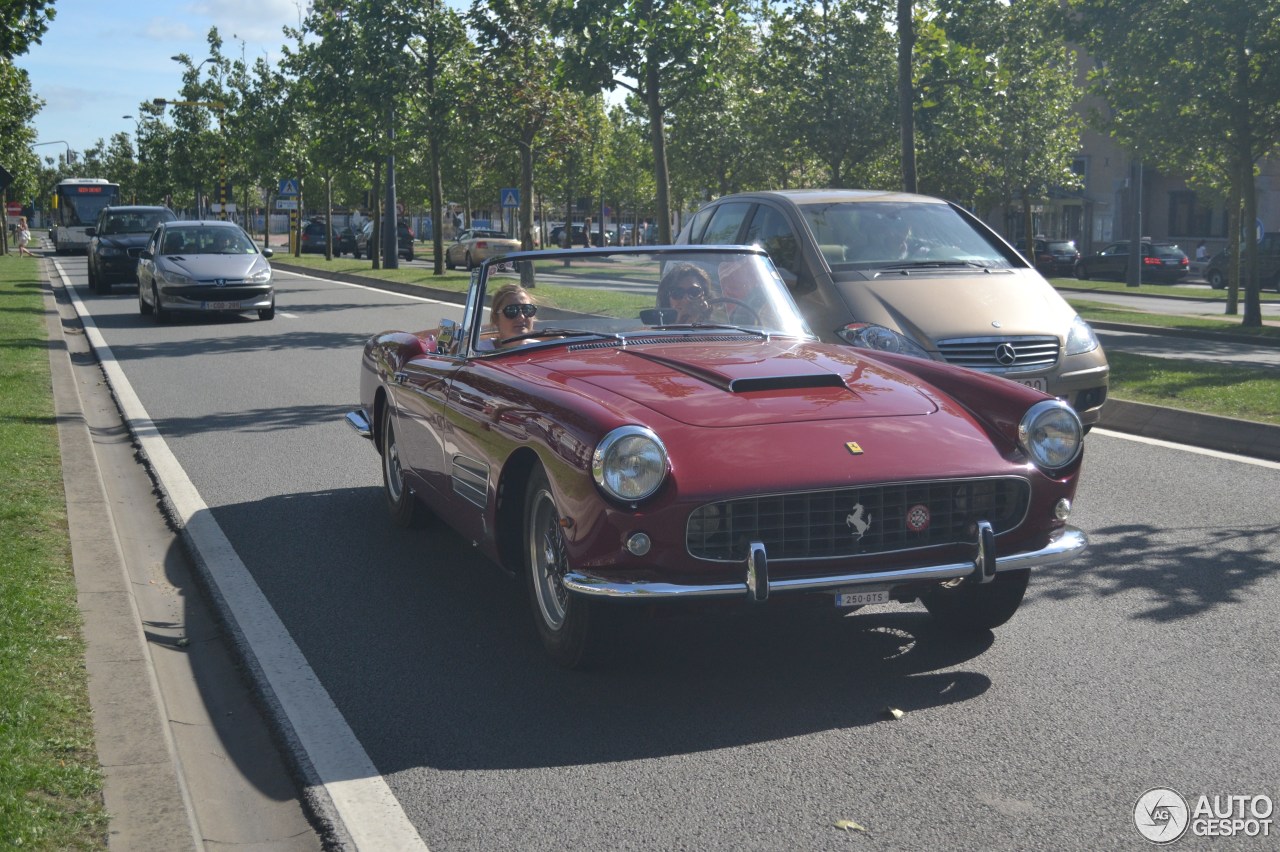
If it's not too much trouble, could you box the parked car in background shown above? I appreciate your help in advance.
[300,219,336,254]
[1074,239,1189,284]
[354,219,415,261]
[86,205,176,294]
[345,244,1088,668]
[137,220,275,322]
[444,228,521,269]
[549,223,589,247]
[1014,238,1081,277]
[336,226,358,257]
[1205,233,1280,291]
[676,189,1109,429]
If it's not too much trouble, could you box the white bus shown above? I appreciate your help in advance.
[51,178,121,253]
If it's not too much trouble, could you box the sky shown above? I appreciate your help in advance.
[18,0,306,163]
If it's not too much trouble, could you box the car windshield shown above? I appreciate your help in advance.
[471,230,507,239]
[467,247,814,353]
[1150,244,1184,259]
[161,227,256,255]
[796,201,1013,270]
[101,211,172,235]
[1047,240,1076,252]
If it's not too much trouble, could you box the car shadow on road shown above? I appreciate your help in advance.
[1033,521,1279,621]
[195,486,999,775]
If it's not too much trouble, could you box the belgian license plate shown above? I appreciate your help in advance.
[1020,377,1047,391]
[835,587,890,608]
[205,300,241,310]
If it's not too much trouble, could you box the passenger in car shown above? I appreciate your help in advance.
[657,262,713,323]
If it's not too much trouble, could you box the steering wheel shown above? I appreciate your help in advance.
[705,297,760,325]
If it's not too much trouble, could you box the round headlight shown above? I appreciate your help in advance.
[1018,399,1083,470]
[592,426,669,502]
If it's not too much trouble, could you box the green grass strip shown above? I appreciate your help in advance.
[1105,351,1280,426]
[1069,299,1280,342]
[0,256,107,849]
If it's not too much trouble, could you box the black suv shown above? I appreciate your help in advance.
[354,220,415,261]
[86,205,177,294]
[1206,233,1280,291]
[300,219,337,254]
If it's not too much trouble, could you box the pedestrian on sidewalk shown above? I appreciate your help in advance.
[15,216,34,256]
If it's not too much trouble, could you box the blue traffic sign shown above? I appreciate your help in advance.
[501,188,520,208]
[278,178,300,197]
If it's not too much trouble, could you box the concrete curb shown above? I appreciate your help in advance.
[1096,399,1280,462]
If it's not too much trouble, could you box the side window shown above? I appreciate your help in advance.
[742,205,800,274]
[684,206,715,244]
[699,202,751,246]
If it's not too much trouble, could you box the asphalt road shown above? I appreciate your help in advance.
[56,258,1280,850]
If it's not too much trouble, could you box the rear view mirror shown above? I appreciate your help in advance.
[640,308,678,325]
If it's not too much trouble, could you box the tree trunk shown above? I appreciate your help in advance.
[430,131,445,276]
[897,0,917,194]
[646,57,673,244]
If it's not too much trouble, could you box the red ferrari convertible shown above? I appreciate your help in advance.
[347,246,1088,668]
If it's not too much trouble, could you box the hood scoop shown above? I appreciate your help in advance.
[628,349,848,394]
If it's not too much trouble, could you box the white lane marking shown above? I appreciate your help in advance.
[1092,427,1280,470]
[278,311,300,318]
[56,261,429,850]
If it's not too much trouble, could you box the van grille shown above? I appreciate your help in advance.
[935,335,1059,373]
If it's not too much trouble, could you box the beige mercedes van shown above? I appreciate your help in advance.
[677,189,1109,427]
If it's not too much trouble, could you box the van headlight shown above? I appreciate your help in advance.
[593,426,669,502]
[1018,399,1083,471]
[1065,315,1100,355]
[836,322,935,360]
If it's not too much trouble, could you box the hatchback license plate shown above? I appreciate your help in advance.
[836,588,890,608]
[205,300,241,310]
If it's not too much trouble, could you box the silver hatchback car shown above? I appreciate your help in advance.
[677,189,1109,427]
[137,220,276,322]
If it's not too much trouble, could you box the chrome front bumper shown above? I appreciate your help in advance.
[563,525,1088,602]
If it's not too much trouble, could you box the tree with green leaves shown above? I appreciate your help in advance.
[1070,0,1280,328]
[470,0,579,251]
[0,0,55,60]
[551,0,745,243]
[757,0,897,188]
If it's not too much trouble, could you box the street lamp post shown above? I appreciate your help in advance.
[33,139,75,166]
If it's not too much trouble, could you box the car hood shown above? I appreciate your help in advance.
[97,233,151,250]
[827,270,1075,344]
[528,339,939,427]
[159,254,270,280]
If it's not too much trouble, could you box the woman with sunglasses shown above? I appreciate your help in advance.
[656,262,713,324]
[489,283,540,347]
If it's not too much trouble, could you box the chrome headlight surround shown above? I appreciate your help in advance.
[161,268,197,288]
[1018,399,1084,471]
[592,425,669,502]
[836,322,935,360]
[247,265,272,285]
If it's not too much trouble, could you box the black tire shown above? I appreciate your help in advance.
[465,252,475,270]
[352,245,361,259]
[1208,268,1225,290]
[138,280,152,315]
[381,407,426,528]
[445,253,454,270]
[921,568,1030,633]
[259,301,275,321]
[525,465,597,669]
[1074,262,1088,280]
[153,284,170,324]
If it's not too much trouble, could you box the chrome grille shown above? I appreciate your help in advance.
[935,335,1059,373]
[687,477,1029,561]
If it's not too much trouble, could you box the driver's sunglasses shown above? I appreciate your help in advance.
[500,303,538,319]
[670,286,703,300]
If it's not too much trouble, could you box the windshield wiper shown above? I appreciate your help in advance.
[875,260,990,271]
[498,328,624,346]
[649,323,770,339]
